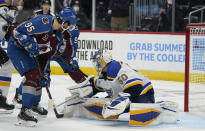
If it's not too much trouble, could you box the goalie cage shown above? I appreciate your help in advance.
[185,23,205,112]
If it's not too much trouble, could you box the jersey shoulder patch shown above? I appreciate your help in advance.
[42,17,50,24]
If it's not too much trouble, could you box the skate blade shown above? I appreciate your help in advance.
[15,118,37,127]
[37,114,47,119]
[0,109,14,114]
[31,111,47,119]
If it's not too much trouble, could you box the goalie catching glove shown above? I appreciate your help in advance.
[69,84,93,98]
[68,75,95,98]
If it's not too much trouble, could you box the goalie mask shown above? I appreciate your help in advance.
[92,49,113,72]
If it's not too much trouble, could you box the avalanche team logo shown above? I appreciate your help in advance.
[42,17,49,24]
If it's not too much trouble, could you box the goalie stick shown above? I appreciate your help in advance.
[34,57,64,118]
[54,93,80,108]
[55,73,94,108]
[54,75,95,108]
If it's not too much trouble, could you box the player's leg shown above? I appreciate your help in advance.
[7,40,38,126]
[67,69,87,83]
[32,87,48,117]
[13,79,48,116]
[52,56,87,83]
[0,47,15,113]
[13,56,51,111]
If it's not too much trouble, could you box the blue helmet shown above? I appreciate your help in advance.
[57,7,77,26]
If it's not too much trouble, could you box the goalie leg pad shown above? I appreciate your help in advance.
[63,94,81,117]
[129,103,162,126]
[156,101,179,123]
[0,60,14,97]
[64,97,113,119]
[129,101,179,126]
[102,92,130,119]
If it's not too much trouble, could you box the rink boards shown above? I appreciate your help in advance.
[51,31,186,82]
[0,31,189,82]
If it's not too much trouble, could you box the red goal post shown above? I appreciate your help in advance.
[185,23,205,112]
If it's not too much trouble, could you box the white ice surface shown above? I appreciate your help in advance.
[1,74,205,131]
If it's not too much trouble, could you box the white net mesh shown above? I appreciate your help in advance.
[188,27,205,112]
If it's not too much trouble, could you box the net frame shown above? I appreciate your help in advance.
[185,23,205,112]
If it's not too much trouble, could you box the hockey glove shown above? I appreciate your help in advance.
[39,72,51,88]
[15,33,39,57]
[25,41,39,57]
[69,58,79,70]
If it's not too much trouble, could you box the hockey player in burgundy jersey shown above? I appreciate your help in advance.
[7,13,70,126]
[12,0,55,108]
[53,7,88,84]
[13,7,88,109]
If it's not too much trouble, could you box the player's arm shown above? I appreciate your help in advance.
[57,27,80,70]
[59,27,79,57]
[13,15,51,56]
[13,22,39,56]
[69,26,79,58]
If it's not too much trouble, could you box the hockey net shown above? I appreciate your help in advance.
[184,24,205,112]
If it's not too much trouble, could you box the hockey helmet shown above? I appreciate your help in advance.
[57,7,77,29]
[92,48,113,72]
[41,0,51,6]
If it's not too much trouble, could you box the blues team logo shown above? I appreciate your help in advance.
[42,17,49,24]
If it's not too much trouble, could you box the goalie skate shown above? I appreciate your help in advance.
[15,107,38,127]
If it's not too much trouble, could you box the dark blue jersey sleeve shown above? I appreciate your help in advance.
[14,15,53,46]
[69,26,79,58]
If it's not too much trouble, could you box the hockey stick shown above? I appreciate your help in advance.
[45,87,64,118]
[54,93,79,108]
[34,57,64,118]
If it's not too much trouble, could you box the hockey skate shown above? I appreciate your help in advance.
[16,107,38,127]
[0,94,14,114]
[12,88,22,109]
[32,104,48,118]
